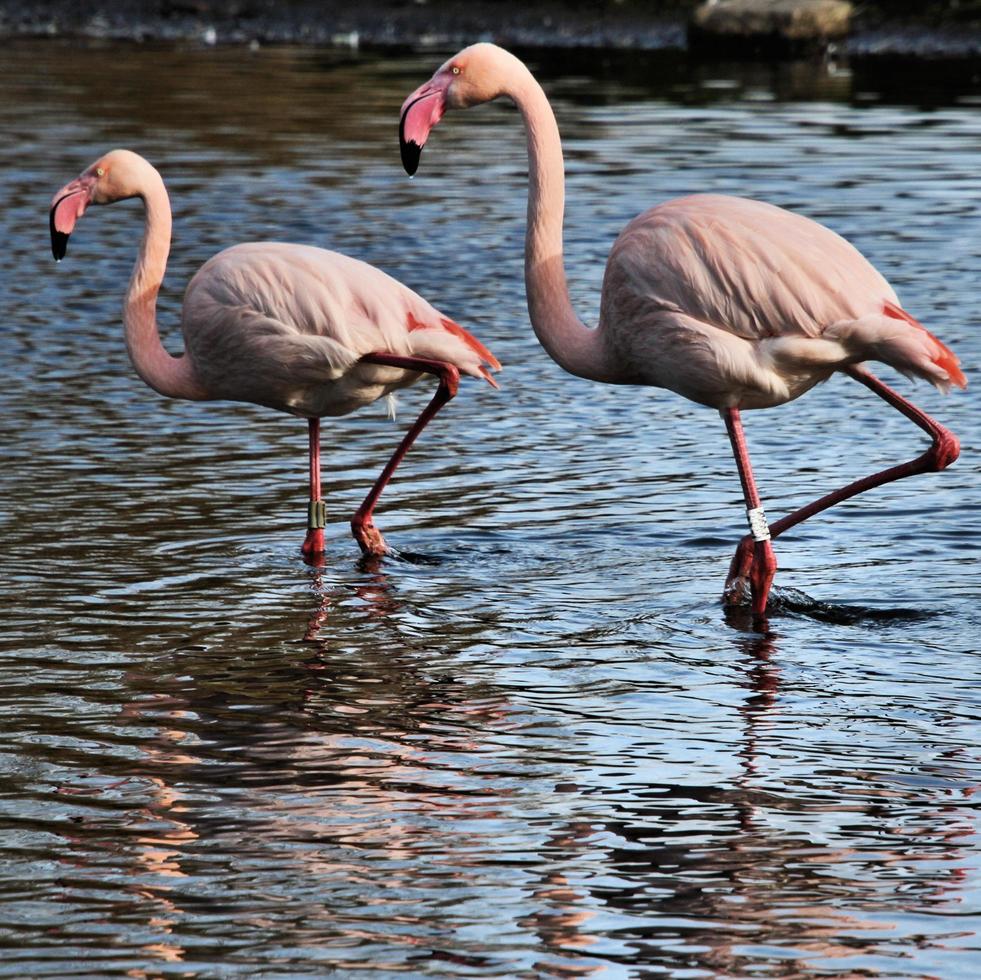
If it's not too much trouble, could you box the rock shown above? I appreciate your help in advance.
[689,0,852,57]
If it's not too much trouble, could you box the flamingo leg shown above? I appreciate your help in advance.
[723,407,778,616]
[350,352,461,557]
[301,417,326,561]
[724,366,960,606]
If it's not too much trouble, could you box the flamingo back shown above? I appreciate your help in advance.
[601,194,896,344]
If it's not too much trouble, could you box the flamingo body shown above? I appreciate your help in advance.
[400,43,965,616]
[183,241,497,418]
[598,193,960,410]
[50,149,499,558]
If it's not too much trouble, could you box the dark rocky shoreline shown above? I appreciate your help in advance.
[2,0,980,57]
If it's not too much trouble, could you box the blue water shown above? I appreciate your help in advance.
[0,40,979,977]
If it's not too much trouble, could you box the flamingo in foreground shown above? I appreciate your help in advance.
[400,43,965,617]
[49,150,500,559]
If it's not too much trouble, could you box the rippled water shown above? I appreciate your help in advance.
[1,40,980,977]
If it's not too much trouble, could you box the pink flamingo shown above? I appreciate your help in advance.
[49,149,499,559]
[400,43,965,617]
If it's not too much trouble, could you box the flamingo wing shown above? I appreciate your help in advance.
[602,194,896,343]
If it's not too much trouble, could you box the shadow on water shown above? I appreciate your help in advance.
[724,588,940,630]
[772,588,941,626]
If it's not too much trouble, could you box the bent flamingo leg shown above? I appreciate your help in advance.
[724,366,960,606]
[301,417,326,561]
[722,407,778,616]
[350,352,461,557]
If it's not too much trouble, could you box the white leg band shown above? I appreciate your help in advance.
[747,506,771,542]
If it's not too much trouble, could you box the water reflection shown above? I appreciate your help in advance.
[576,626,979,976]
[44,571,524,971]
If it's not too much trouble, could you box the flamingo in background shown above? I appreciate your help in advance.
[49,150,499,560]
[399,43,965,618]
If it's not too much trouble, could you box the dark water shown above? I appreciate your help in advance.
[1,40,980,977]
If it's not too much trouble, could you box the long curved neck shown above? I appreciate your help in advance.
[125,175,208,400]
[507,67,617,383]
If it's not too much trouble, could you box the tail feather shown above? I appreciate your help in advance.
[882,301,967,390]
[477,365,500,389]
[406,311,501,386]
[438,317,502,371]
[826,302,966,394]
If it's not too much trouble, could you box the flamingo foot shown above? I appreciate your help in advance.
[722,535,777,617]
[351,515,391,558]
[301,528,325,561]
[723,534,755,607]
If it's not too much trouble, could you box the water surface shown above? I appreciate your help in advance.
[1,40,980,978]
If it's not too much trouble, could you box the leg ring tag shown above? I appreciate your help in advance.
[308,500,327,530]
[747,506,771,542]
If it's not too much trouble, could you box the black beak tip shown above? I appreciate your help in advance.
[51,230,69,261]
[400,138,421,177]
[49,207,69,260]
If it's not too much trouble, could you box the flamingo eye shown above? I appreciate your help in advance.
[96,167,105,177]
[451,66,461,75]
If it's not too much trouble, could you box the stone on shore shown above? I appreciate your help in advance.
[689,0,853,56]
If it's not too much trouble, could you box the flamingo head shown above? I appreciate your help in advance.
[399,43,517,176]
[49,149,151,260]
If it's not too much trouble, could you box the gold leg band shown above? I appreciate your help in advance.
[307,500,327,530]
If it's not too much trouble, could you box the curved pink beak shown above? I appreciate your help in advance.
[399,75,451,176]
[49,174,96,260]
